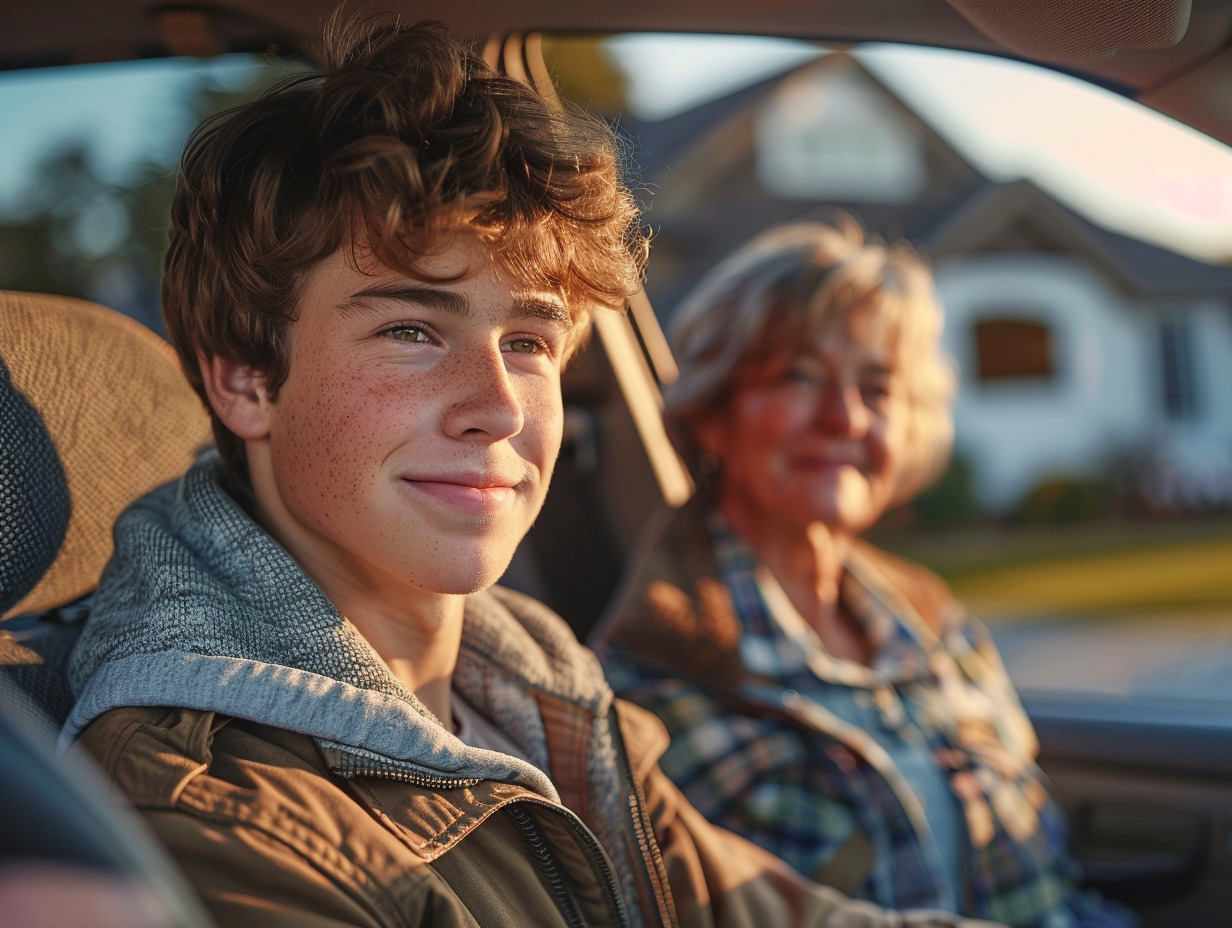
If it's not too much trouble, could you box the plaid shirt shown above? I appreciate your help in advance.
[601,514,1134,928]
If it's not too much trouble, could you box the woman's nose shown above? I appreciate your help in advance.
[815,382,870,437]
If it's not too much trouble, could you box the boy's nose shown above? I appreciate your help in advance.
[441,346,524,442]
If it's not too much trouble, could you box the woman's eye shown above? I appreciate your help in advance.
[387,325,432,343]
[860,382,890,405]
[781,363,809,381]
[785,367,822,387]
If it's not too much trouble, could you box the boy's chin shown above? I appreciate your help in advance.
[419,550,519,597]
[432,576,503,596]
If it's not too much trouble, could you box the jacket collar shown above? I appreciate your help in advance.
[592,497,954,695]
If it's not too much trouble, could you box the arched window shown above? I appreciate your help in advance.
[973,317,1054,382]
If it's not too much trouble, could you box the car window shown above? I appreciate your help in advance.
[545,34,1232,708]
[3,35,1231,708]
[0,53,309,332]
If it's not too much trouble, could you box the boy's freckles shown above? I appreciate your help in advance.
[246,235,565,603]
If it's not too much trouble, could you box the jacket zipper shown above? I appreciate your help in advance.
[506,804,588,928]
[608,710,678,928]
[348,766,632,928]
[517,797,632,928]
[334,764,483,790]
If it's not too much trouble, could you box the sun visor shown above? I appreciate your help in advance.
[945,0,1192,62]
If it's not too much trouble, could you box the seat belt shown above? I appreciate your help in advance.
[482,33,692,509]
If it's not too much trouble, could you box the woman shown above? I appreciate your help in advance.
[592,222,1132,928]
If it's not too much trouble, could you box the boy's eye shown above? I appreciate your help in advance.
[387,325,431,343]
[506,337,546,355]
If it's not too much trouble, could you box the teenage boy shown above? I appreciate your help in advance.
[64,12,997,928]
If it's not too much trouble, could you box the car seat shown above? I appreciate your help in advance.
[483,34,693,634]
[0,289,212,927]
[0,289,211,722]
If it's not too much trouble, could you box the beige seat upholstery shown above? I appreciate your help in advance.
[1,290,211,726]
[0,292,216,926]
[0,290,211,619]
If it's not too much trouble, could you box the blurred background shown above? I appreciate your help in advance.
[3,34,1231,700]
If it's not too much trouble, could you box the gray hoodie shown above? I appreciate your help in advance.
[65,449,642,910]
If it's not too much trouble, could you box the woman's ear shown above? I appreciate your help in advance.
[691,412,727,459]
[198,353,273,440]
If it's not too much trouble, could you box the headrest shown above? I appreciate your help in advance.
[0,356,71,614]
[0,291,212,618]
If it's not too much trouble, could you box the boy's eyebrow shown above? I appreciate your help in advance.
[340,285,572,328]
[340,284,469,316]
[513,297,573,329]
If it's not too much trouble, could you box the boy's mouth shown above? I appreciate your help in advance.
[399,475,523,514]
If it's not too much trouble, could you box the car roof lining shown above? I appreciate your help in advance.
[3,0,1232,142]
[0,0,1214,76]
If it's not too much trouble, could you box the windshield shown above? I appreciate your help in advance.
[3,35,1231,704]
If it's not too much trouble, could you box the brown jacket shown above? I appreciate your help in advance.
[66,457,997,928]
[75,698,992,928]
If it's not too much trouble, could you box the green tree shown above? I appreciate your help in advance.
[0,54,310,330]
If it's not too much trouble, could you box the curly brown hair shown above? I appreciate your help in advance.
[162,11,648,476]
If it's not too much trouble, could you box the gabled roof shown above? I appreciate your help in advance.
[622,51,982,192]
[617,68,790,180]
[631,52,1232,315]
[630,53,989,315]
[928,179,1232,298]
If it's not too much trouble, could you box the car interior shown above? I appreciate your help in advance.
[2,1,1232,925]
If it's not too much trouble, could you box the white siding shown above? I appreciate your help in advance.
[934,254,1151,512]
[754,67,926,203]
[1153,300,1232,506]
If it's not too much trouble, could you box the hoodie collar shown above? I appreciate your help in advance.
[65,450,612,799]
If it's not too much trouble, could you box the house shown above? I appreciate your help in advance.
[929,181,1232,512]
[627,53,1232,514]
[627,52,985,315]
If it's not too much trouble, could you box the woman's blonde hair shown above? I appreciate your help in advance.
[664,220,955,506]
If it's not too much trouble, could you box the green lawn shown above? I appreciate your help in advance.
[873,520,1232,621]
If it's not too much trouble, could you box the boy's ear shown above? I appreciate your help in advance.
[198,353,274,440]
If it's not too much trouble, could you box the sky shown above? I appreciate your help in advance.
[856,43,1232,263]
[0,54,260,211]
[3,36,1232,263]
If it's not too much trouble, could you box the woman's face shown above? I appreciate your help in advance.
[695,331,909,539]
